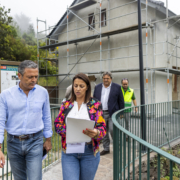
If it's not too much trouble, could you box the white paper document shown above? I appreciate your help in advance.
[66,143,85,154]
[66,117,95,144]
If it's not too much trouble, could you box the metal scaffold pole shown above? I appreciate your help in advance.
[37,18,40,82]
[67,7,70,74]
[152,26,155,105]
[108,0,110,72]
[55,51,58,102]
[166,0,169,66]
[76,43,78,74]
[45,20,48,87]
[166,0,169,103]
[137,0,146,144]
[100,0,102,75]
[49,26,51,54]
[166,0,168,20]
[167,68,170,116]
[145,0,149,105]
[167,69,170,102]
[108,36,111,72]
[45,20,47,59]
[176,37,178,69]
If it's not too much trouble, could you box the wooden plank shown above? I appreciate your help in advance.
[0,60,21,66]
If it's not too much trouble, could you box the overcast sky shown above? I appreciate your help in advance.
[0,0,179,33]
[0,0,73,32]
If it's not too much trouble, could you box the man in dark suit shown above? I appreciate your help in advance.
[93,72,124,155]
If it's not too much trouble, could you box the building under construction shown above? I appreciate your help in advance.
[37,0,180,106]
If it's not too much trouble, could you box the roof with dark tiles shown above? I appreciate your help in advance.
[149,0,164,6]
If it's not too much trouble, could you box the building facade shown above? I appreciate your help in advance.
[45,0,180,105]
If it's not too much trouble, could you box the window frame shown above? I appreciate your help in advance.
[88,13,95,30]
[100,9,107,27]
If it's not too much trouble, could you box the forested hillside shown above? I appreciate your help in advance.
[0,5,58,76]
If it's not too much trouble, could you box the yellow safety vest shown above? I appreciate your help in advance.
[121,87,134,112]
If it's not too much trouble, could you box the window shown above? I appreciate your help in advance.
[88,13,95,30]
[101,9,106,27]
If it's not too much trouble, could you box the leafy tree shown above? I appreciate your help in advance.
[27,42,47,61]
[22,33,36,45]
[6,36,31,60]
[0,5,32,61]
[0,5,58,75]
[27,24,35,38]
[0,6,12,25]
[0,6,13,59]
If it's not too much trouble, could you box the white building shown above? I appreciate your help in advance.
[39,0,180,105]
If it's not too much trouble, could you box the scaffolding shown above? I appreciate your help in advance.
[37,0,180,105]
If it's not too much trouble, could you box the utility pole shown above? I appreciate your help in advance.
[137,0,146,145]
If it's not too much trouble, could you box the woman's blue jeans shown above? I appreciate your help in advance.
[7,131,43,180]
[62,144,100,180]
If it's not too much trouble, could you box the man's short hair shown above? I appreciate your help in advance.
[121,78,129,83]
[18,60,38,75]
[102,71,112,79]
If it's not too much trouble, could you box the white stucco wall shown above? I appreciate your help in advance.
[56,0,180,104]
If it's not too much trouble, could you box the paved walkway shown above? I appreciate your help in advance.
[42,144,113,180]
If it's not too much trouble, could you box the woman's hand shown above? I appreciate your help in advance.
[83,128,99,138]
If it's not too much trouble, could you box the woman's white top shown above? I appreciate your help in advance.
[66,101,91,154]
[66,101,90,123]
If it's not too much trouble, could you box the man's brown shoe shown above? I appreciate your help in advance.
[100,150,110,156]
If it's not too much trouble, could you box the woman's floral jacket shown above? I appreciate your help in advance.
[54,97,106,156]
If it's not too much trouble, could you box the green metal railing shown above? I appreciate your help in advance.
[42,107,61,172]
[112,100,180,180]
[1,106,60,179]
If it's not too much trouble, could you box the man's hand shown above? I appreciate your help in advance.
[0,151,5,168]
[83,128,99,138]
[43,138,52,153]
[135,107,138,113]
[120,115,124,119]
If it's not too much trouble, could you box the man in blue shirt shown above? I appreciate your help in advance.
[0,60,53,180]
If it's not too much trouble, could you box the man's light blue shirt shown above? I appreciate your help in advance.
[0,84,53,143]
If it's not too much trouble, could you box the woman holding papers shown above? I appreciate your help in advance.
[54,73,106,180]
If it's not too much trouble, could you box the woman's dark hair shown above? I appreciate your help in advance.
[70,73,91,103]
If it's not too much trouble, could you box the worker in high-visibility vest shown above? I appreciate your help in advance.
[121,78,137,132]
